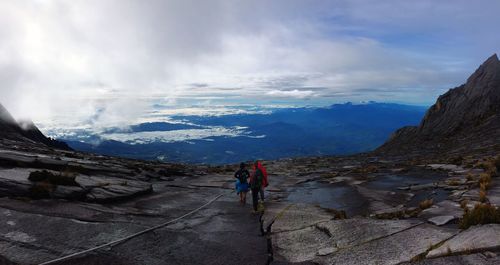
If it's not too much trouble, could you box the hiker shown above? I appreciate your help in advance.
[250,161,264,212]
[254,161,269,202]
[234,162,250,204]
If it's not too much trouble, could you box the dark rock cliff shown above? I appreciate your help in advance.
[0,103,72,150]
[377,54,500,156]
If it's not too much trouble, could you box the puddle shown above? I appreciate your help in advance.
[286,182,369,216]
[363,173,445,190]
[363,173,451,207]
[285,171,451,217]
[407,189,450,207]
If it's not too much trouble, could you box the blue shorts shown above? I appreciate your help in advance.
[235,179,249,193]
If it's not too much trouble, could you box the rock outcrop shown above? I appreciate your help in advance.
[378,54,500,156]
[0,103,71,150]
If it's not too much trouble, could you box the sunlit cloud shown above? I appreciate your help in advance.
[0,0,499,130]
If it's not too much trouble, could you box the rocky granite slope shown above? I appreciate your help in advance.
[378,54,500,157]
[0,104,71,151]
[1,132,498,265]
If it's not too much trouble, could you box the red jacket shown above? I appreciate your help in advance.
[253,161,268,188]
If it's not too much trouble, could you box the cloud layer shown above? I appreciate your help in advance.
[1,0,499,127]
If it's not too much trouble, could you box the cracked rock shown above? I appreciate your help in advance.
[427,224,500,258]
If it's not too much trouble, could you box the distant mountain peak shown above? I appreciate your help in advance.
[0,102,72,150]
[0,103,17,125]
[484,53,498,62]
[465,53,500,87]
[377,54,500,156]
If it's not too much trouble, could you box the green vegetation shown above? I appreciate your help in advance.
[28,169,78,186]
[459,203,500,229]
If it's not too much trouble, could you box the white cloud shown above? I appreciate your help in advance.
[102,126,250,144]
[0,0,499,129]
[266,89,316,99]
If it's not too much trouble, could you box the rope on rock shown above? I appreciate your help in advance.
[38,193,226,265]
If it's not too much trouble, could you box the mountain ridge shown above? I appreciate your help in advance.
[377,54,500,156]
[0,103,72,150]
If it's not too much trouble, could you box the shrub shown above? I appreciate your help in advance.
[479,189,487,203]
[489,156,500,177]
[449,156,463,165]
[28,170,78,186]
[494,156,500,172]
[29,182,53,199]
[475,161,490,170]
[459,203,500,229]
[466,173,475,182]
[375,211,405,219]
[352,165,378,174]
[460,200,468,209]
[324,208,348,219]
[419,199,434,210]
[47,174,78,186]
[479,173,492,190]
[28,170,53,182]
[446,179,461,186]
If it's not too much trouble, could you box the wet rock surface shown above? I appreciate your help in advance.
[261,156,500,265]
[1,130,499,264]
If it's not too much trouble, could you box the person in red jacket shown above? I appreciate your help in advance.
[254,161,268,202]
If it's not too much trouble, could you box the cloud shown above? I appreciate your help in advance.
[266,89,316,99]
[0,0,499,129]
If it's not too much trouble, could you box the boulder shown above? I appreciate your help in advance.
[405,253,497,264]
[428,215,456,226]
[273,218,423,263]
[0,169,33,197]
[323,224,457,265]
[420,200,463,220]
[427,224,500,258]
[51,185,87,200]
[263,203,333,233]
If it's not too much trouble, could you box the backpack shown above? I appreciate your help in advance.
[257,163,269,188]
[236,169,249,184]
[250,168,263,189]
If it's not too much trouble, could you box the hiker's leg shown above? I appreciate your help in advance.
[259,188,265,201]
[243,192,247,204]
[252,189,259,211]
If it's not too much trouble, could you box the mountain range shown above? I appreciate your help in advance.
[2,54,499,165]
[62,102,427,164]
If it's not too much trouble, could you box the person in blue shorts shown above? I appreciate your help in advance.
[234,162,250,204]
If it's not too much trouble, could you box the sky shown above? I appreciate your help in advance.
[0,0,499,128]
